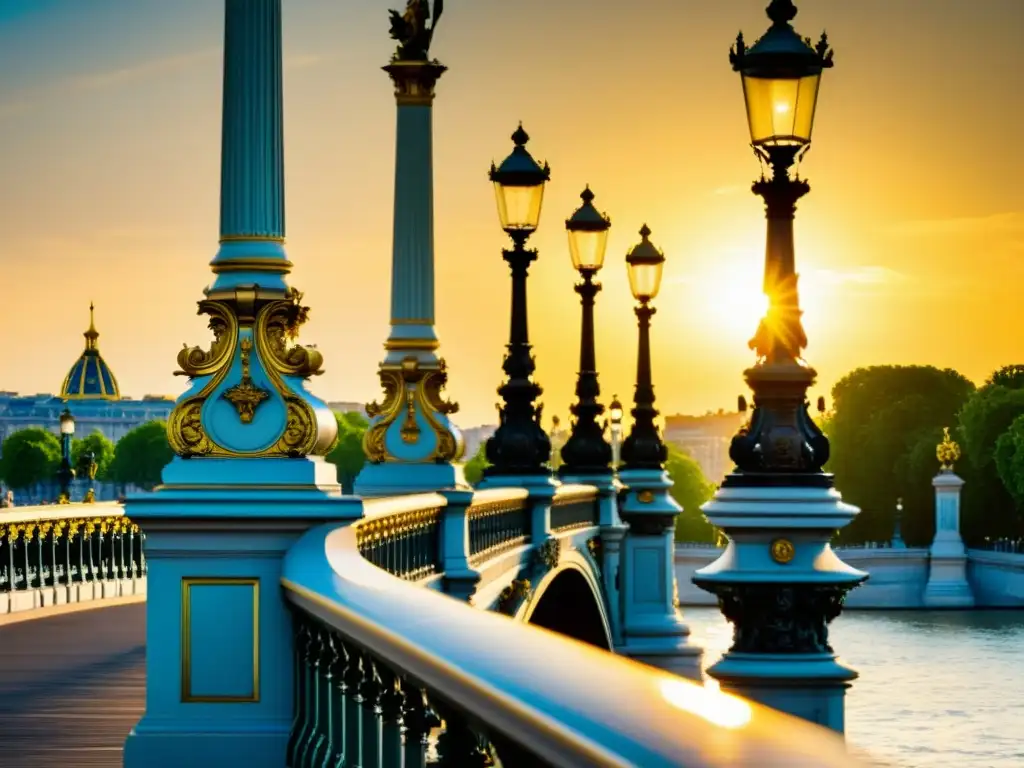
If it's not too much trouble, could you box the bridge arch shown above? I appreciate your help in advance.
[521,557,613,651]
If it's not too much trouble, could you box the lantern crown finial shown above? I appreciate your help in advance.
[511,122,529,147]
[766,0,798,26]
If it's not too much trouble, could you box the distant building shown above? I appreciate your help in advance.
[0,305,175,449]
[663,410,746,484]
[460,424,497,460]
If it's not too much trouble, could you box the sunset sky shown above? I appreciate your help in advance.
[1,0,1022,428]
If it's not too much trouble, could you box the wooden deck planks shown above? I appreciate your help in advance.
[0,603,146,768]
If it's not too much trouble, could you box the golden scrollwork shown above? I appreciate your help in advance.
[222,338,270,424]
[168,287,335,459]
[175,301,238,378]
[363,356,463,463]
[255,289,324,378]
[937,426,961,472]
[417,360,463,462]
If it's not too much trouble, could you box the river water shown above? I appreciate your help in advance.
[682,608,1024,768]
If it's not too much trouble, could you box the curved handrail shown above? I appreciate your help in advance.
[282,522,870,768]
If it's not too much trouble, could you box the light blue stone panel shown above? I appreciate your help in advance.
[184,580,259,702]
[632,546,665,605]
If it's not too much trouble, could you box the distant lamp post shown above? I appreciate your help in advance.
[693,0,866,734]
[620,225,668,471]
[609,395,624,469]
[559,186,613,477]
[892,497,906,548]
[616,225,702,679]
[78,449,98,504]
[482,125,553,480]
[57,408,76,504]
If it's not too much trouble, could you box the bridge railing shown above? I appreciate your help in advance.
[281,492,866,768]
[0,501,146,614]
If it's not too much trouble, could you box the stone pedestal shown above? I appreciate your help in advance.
[123,458,357,768]
[924,471,974,608]
[617,467,702,681]
[693,483,866,733]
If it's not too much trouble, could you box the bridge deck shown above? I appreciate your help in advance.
[0,604,146,767]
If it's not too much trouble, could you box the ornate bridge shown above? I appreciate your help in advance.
[0,1,875,766]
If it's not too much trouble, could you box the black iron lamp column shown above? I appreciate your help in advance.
[615,225,703,679]
[78,449,98,504]
[57,408,76,504]
[692,0,866,733]
[559,186,613,477]
[482,125,553,480]
[620,225,668,475]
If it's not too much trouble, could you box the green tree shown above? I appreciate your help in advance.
[72,430,115,481]
[462,442,489,486]
[0,428,61,490]
[994,414,1024,510]
[985,364,1024,391]
[826,365,975,545]
[108,420,174,491]
[666,445,718,543]
[326,411,369,494]
[957,383,1024,541]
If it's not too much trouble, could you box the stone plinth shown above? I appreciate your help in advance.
[924,471,974,608]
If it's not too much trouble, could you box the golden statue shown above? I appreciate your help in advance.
[936,426,961,472]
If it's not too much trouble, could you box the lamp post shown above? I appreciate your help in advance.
[616,225,702,679]
[57,408,76,504]
[609,395,624,470]
[892,497,905,548]
[78,449,98,504]
[692,0,865,734]
[481,125,553,484]
[559,187,613,477]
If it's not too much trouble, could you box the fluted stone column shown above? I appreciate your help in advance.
[209,0,290,296]
[355,9,464,496]
[123,3,352,766]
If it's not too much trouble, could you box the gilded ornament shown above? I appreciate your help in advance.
[534,539,561,572]
[222,338,270,424]
[637,490,655,504]
[496,578,532,616]
[167,287,333,459]
[936,427,961,472]
[770,538,796,565]
[400,389,420,443]
[83,489,96,504]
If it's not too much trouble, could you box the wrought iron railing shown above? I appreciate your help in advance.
[282,518,868,768]
[467,491,531,563]
[0,503,146,595]
[356,495,445,581]
[549,485,600,533]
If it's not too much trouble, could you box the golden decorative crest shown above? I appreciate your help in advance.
[222,338,270,424]
[936,426,961,472]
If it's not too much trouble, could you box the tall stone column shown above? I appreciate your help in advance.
[924,428,974,607]
[123,3,352,766]
[355,2,464,496]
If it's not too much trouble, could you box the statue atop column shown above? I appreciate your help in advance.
[389,0,443,61]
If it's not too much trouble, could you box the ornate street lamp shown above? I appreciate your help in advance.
[609,395,624,469]
[559,186,613,477]
[57,408,76,504]
[616,225,702,678]
[483,125,552,480]
[692,0,866,733]
[620,225,668,472]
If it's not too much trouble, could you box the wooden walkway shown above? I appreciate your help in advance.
[0,603,146,767]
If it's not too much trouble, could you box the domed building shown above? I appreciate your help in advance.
[0,305,175,447]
